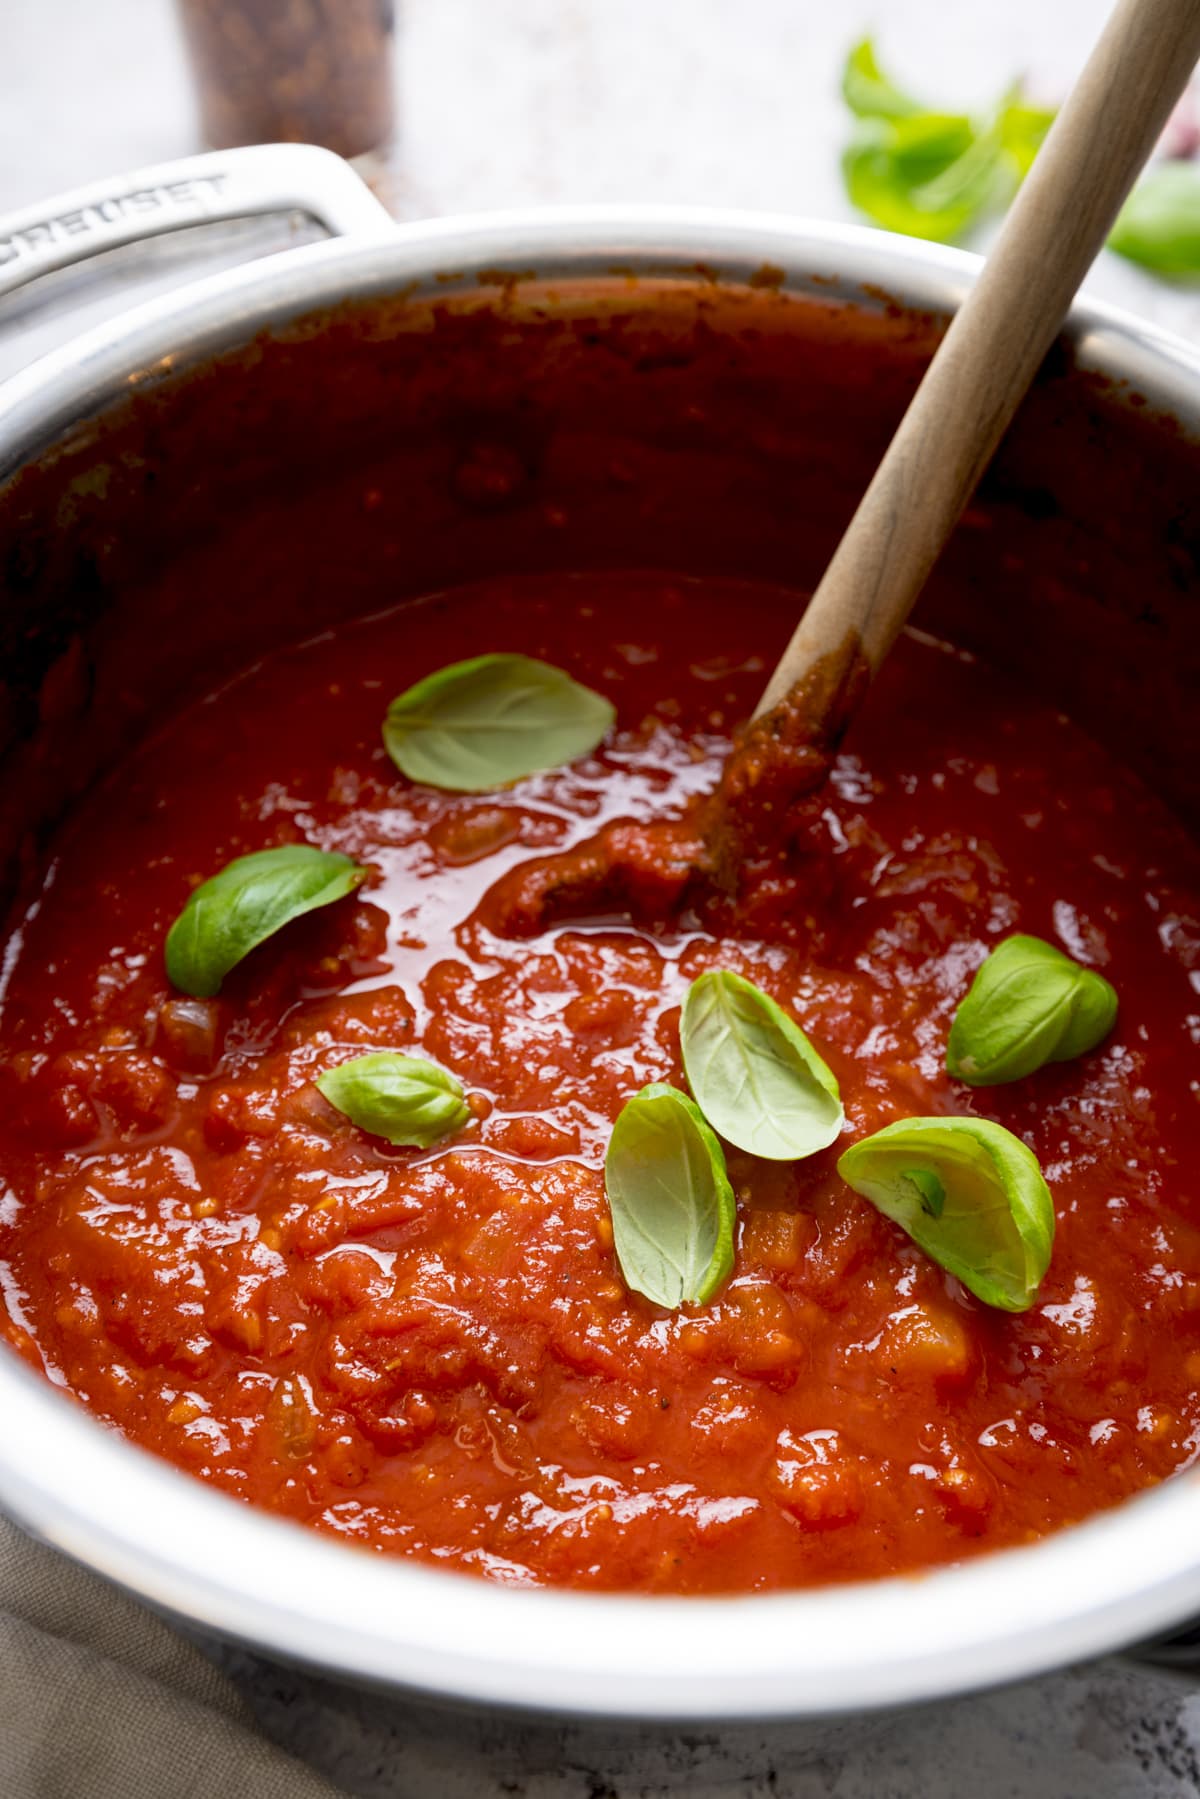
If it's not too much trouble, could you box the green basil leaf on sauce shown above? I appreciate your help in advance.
[1108,162,1200,277]
[680,970,844,1161]
[946,933,1117,1086]
[903,1167,945,1218]
[317,1052,469,1148]
[604,1083,735,1310]
[382,653,616,792]
[838,1116,1054,1312]
[165,845,366,998]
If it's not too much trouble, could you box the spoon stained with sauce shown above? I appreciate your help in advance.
[487,0,1200,934]
[718,0,1200,862]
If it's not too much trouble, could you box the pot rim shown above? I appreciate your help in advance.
[3,202,1199,471]
[2,205,1199,1721]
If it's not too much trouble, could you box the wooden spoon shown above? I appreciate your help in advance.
[488,0,1200,933]
[743,0,1200,786]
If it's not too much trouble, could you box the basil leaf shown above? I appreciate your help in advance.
[842,38,923,120]
[842,115,997,245]
[317,1052,469,1148]
[383,653,615,792]
[998,95,1056,179]
[604,1083,735,1309]
[1109,162,1200,277]
[840,41,1197,283]
[680,969,843,1161]
[839,42,1054,246]
[838,1116,1054,1312]
[165,845,366,998]
[946,933,1117,1086]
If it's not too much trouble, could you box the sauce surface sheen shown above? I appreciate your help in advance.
[1,571,1198,1593]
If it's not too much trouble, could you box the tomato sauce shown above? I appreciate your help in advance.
[0,567,1198,1594]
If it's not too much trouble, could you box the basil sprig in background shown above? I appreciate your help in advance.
[841,37,1200,278]
[841,39,1053,245]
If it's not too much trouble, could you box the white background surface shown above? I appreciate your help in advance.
[1,2,1199,1794]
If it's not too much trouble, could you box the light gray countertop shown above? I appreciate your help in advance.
[209,1648,1200,1797]
[2,2,1199,1793]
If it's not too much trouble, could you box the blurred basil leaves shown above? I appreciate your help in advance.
[841,38,1200,278]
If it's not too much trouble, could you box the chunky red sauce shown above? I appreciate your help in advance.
[1,570,1198,1593]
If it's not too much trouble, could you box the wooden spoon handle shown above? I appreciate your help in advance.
[755,0,1200,719]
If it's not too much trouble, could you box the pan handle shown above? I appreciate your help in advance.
[0,143,392,303]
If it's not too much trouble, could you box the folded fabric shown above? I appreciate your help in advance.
[0,1515,345,1799]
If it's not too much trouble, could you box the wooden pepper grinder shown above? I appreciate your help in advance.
[177,0,395,165]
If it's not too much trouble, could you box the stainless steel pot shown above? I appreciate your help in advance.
[0,143,1198,1726]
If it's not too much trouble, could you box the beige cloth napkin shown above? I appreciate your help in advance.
[0,1514,346,1799]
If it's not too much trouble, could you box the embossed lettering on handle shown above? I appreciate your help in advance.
[0,143,392,303]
